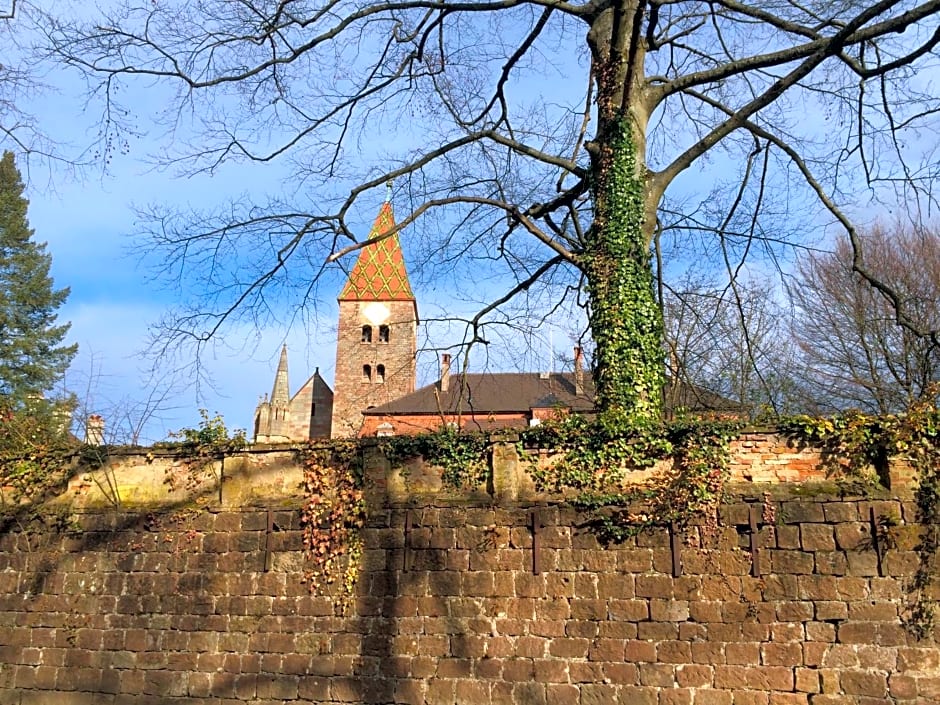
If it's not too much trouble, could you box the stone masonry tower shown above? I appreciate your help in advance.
[330,198,417,437]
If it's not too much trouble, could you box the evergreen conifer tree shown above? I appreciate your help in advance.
[0,150,77,402]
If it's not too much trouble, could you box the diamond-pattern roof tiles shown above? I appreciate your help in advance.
[338,202,415,301]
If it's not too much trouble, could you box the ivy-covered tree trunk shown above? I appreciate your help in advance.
[584,1,664,422]
[586,121,663,421]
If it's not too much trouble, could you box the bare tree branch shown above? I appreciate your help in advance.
[38,0,940,417]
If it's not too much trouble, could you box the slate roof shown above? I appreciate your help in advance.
[338,202,415,301]
[362,372,739,418]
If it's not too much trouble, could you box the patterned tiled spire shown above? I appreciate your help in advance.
[338,201,415,301]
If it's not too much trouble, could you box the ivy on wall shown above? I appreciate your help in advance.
[522,412,741,542]
[780,411,892,489]
[375,414,740,544]
[0,398,77,508]
[782,392,940,640]
[380,428,489,490]
[161,410,247,496]
[299,441,366,613]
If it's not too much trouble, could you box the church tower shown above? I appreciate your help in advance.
[330,197,417,437]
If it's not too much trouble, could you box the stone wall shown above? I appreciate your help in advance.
[59,430,853,511]
[0,434,934,705]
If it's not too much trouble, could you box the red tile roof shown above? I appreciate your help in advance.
[338,202,415,301]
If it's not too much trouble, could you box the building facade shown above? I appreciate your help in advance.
[252,345,334,442]
[329,201,418,438]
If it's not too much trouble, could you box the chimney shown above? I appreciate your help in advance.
[85,414,105,446]
[440,354,451,392]
[573,346,584,395]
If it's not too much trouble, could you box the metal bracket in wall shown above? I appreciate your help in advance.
[669,522,682,578]
[530,509,542,575]
[263,508,274,572]
[403,510,413,573]
[218,456,225,505]
[869,507,884,578]
[748,504,761,578]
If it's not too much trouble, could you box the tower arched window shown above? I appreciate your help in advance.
[376,364,386,383]
[378,325,390,343]
[361,325,373,343]
[362,364,372,382]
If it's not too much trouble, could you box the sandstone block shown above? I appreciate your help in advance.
[638,663,675,687]
[840,670,888,697]
[792,668,820,694]
[529,659,566,684]
[617,685,658,705]
[781,502,826,523]
[657,641,692,664]
[650,599,690,622]
[762,642,803,666]
[771,550,815,574]
[732,692,769,705]
[569,661,604,683]
[544,684,579,705]
[658,687,694,705]
[800,524,836,551]
[549,638,590,659]
[814,551,847,575]
[834,523,868,551]
[624,640,657,663]
[887,674,917,700]
[675,664,713,687]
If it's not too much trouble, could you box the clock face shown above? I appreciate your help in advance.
[362,302,390,324]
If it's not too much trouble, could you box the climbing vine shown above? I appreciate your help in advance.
[585,119,664,421]
[0,398,78,508]
[161,410,246,496]
[782,391,940,640]
[522,412,742,542]
[876,397,940,641]
[780,411,893,490]
[376,414,741,543]
[380,427,489,490]
[299,441,366,613]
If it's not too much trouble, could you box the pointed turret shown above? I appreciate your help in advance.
[331,197,418,437]
[253,344,293,442]
[271,344,290,406]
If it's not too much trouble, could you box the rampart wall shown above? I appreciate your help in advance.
[0,431,934,705]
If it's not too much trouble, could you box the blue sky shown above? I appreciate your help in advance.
[5,4,594,443]
[21,120,570,442]
[11,57,368,439]
[25,158,334,441]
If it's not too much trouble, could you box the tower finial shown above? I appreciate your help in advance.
[385,179,393,203]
